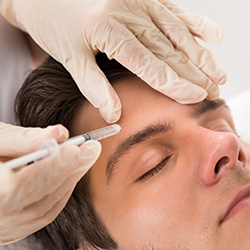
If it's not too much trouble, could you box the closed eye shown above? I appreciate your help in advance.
[208,122,240,137]
[137,156,171,182]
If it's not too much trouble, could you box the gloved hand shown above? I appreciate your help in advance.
[0,123,101,245]
[1,0,226,123]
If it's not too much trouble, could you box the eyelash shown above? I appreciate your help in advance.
[138,156,171,181]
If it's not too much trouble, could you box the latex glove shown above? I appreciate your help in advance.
[0,123,101,245]
[1,0,226,123]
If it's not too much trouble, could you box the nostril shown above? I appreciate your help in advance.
[238,148,247,166]
[215,156,230,173]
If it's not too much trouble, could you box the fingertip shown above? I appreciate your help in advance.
[206,86,220,100]
[81,139,102,149]
[99,98,122,124]
[71,56,122,124]
[75,140,102,174]
[208,67,227,86]
[176,89,208,104]
[80,140,102,160]
[177,11,224,44]
[178,82,220,103]
[100,109,121,124]
[202,22,224,44]
[167,77,210,104]
[25,125,69,148]
[46,124,69,143]
[58,144,80,169]
[216,71,227,85]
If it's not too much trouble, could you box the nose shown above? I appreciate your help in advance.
[194,130,247,186]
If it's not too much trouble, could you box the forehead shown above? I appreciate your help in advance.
[72,76,229,140]
[72,76,196,136]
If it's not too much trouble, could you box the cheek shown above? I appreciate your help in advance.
[241,140,250,169]
[97,177,200,247]
[106,192,178,246]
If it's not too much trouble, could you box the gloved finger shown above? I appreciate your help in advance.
[0,189,73,244]
[10,169,78,229]
[170,77,219,104]
[95,23,218,102]
[65,52,121,123]
[18,144,97,226]
[145,0,226,85]
[121,14,219,98]
[2,141,100,212]
[0,141,101,243]
[0,123,68,157]
[160,0,223,44]
[25,140,101,224]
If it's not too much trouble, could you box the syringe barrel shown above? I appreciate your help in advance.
[87,124,121,141]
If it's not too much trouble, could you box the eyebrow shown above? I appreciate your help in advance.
[105,99,229,184]
[106,122,173,184]
[194,98,229,118]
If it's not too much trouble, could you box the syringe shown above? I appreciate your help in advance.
[2,124,121,170]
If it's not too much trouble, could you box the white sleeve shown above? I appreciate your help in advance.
[0,12,33,125]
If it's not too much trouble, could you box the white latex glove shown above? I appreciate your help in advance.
[0,122,101,245]
[1,0,226,123]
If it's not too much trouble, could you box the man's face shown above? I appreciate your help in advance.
[73,77,250,249]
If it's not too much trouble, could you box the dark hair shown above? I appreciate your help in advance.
[14,54,135,250]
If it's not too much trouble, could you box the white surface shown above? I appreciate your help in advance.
[228,90,250,142]
[173,0,250,100]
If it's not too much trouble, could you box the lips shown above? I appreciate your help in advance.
[221,185,250,223]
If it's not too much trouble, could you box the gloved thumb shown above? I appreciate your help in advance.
[72,140,102,179]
